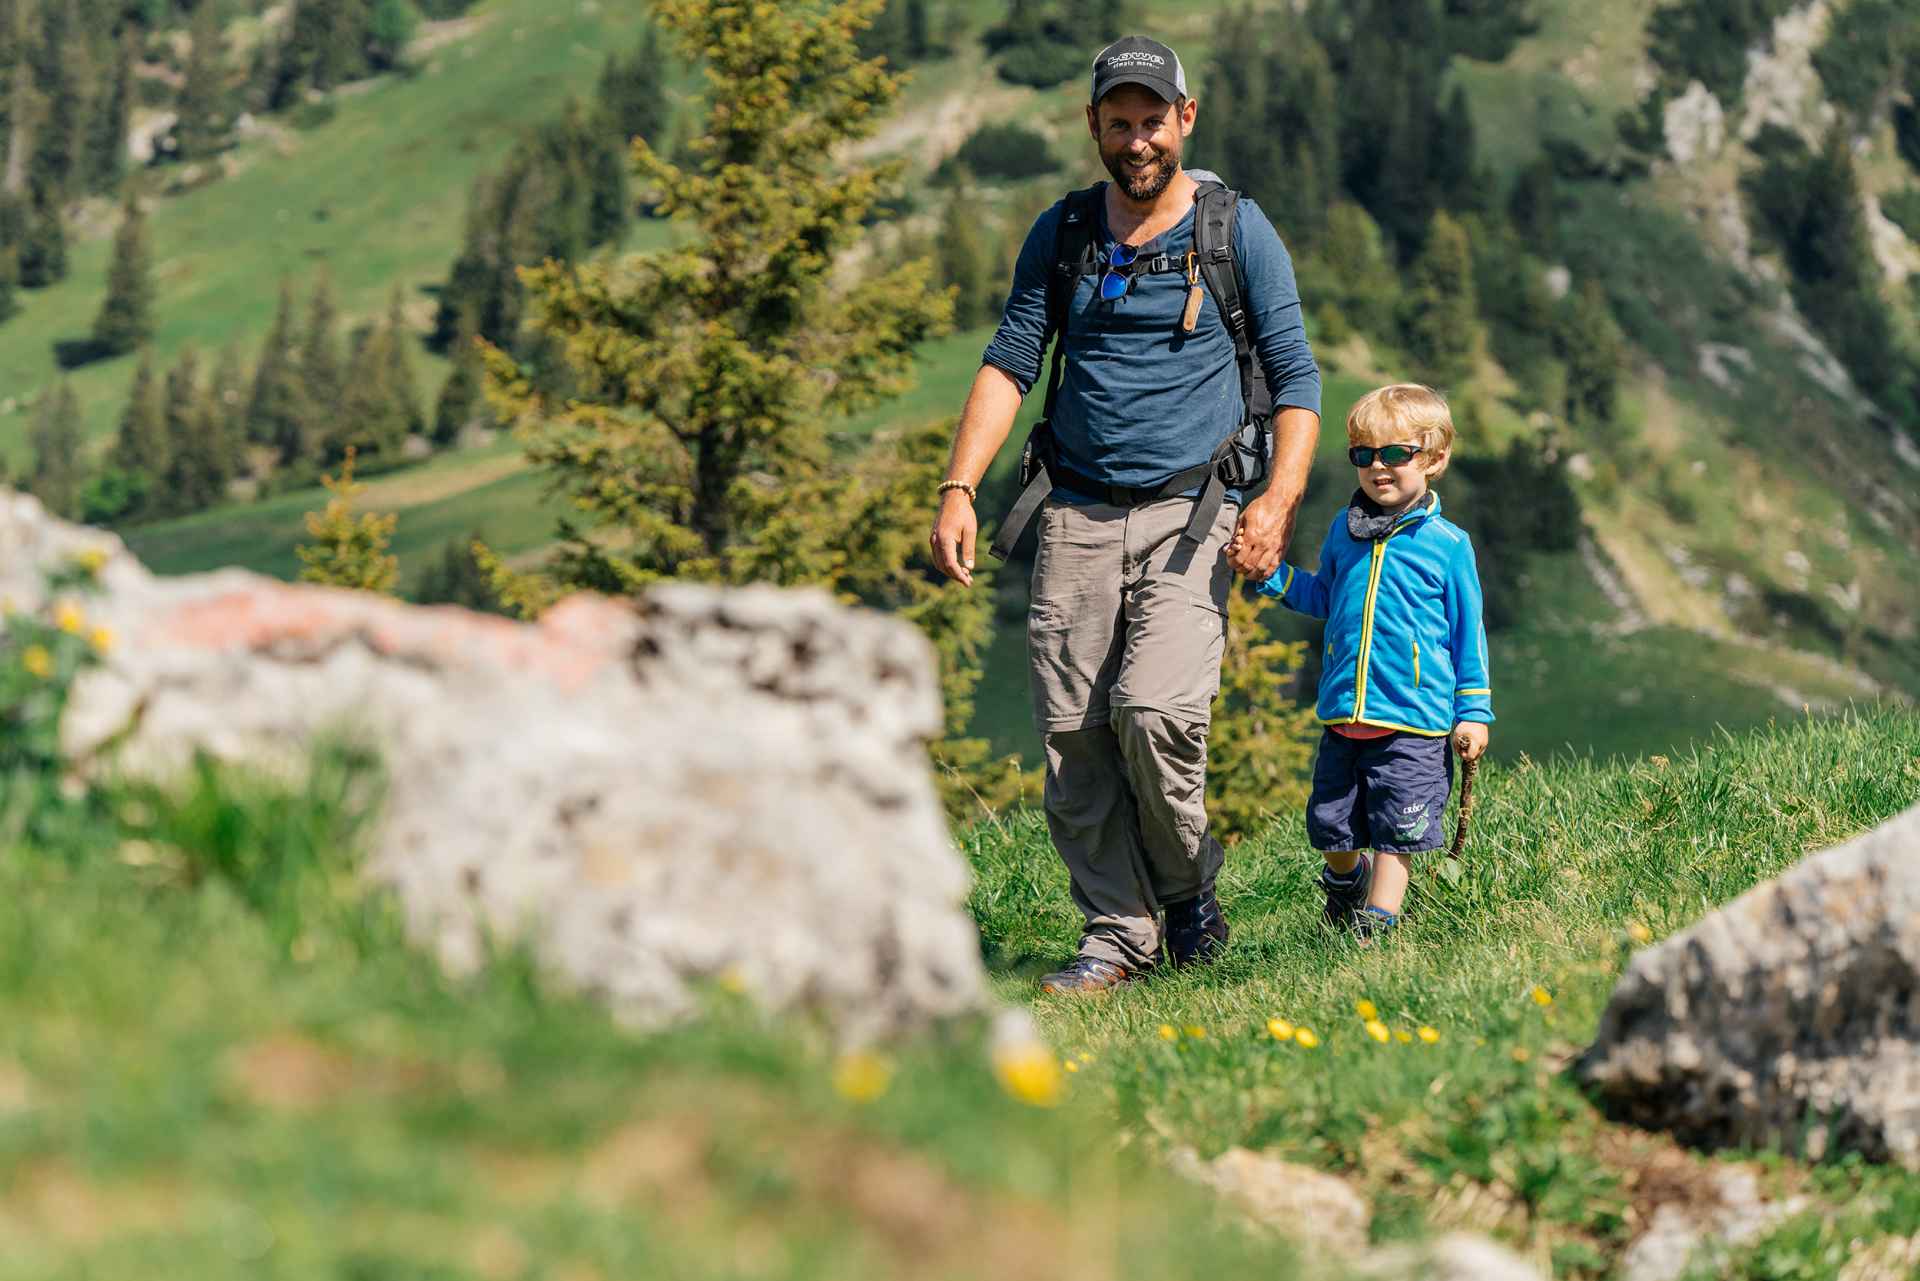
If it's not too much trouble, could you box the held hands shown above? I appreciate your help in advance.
[1225,493,1296,579]
[1453,722,1489,762]
[929,490,978,587]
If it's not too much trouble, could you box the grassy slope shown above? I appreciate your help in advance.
[971,706,1920,1278]
[5,707,1915,1278]
[0,0,661,461]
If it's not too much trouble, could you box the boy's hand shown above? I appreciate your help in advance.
[1452,722,1489,762]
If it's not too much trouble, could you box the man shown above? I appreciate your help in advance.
[928,36,1321,994]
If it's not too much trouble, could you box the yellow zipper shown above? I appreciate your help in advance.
[1413,639,1421,688]
[1352,541,1386,722]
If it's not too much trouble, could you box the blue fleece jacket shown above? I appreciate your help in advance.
[1258,492,1494,736]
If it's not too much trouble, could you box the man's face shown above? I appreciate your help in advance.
[1086,86,1196,202]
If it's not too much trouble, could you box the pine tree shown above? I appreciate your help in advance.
[109,348,168,492]
[413,530,506,613]
[595,24,668,144]
[1313,201,1400,340]
[0,245,18,324]
[1556,279,1624,426]
[249,278,311,460]
[296,448,398,593]
[91,194,156,357]
[1197,9,1339,247]
[206,342,251,477]
[84,30,132,191]
[383,288,424,436]
[934,193,996,329]
[331,320,407,464]
[1399,210,1479,389]
[367,0,416,71]
[299,272,343,441]
[163,347,233,513]
[484,0,1017,816]
[27,380,85,519]
[432,326,486,444]
[176,1,231,164]
[17,192,66,288]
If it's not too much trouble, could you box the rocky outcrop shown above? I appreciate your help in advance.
[1577,804,1920,1169]
[0,491,986,1038]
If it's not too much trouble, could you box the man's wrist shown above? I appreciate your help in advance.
[937,479,977,504]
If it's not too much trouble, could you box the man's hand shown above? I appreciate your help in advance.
[930,490,979,587]
[1453,722,1489,762]
[1226,492,1296,580]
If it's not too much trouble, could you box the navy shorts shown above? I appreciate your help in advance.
[1306,729,1454,854]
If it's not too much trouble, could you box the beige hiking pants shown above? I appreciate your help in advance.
[1027,495,1235,971]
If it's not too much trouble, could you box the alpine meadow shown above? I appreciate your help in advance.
[1,1,1918,1279]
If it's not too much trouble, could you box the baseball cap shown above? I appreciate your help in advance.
[1089,36,1187,107]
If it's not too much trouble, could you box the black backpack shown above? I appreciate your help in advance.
[987,178,1274,562]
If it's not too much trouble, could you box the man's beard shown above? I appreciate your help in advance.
[1103,145,1178,201]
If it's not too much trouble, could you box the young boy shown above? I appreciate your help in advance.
[1250,384,1492,939]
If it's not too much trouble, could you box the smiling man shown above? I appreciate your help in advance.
[928,36,1322,993]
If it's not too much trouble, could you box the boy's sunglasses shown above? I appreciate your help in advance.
[1348,444,1422,467]
[1099,243,1138,301]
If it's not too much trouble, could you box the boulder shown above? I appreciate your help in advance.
[1577,803,1920,1169]
[0,492,986,1037]
[1168,1146,1370,1251]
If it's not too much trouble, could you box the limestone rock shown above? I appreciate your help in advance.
[1169,1146,1370,1251]
[1577,803,1920,1169]
[1362,1233,1547,1281]
[0,491,985,1038]
[1618,1165,1806,1281]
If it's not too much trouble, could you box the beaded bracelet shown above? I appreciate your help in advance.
[937,480,978,502]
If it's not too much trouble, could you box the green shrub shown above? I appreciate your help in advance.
[995,37,1082,88]
[954,122,1058,181]
[1883,188,1920,242]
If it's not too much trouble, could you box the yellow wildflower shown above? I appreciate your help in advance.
[1184,1025,1207,1040]
[1355,999,1378,1022]
[832,1052,893,1103]
[1395,1029,1413,1044]
[1417,1026,1441,1044]
[1293,1027,1320,1049]
[1626,922,1653,945]
[993,1043,1063,1108]
[74,548,107,577]
[1530,986,1553,1007]
[1511,1047,1532,1064]
[1077,1052,1094,1065]
[1364,1020,1390,1044]
[88,626,114,656]
[1267,1017,1295,1042]
[53,602,84,634]
[1063,1060,1079,1073]
[21,644,52,679]
[1158,1024,1178,1041]
[716,968,747,995]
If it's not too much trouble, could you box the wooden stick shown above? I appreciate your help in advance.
[1449,753,1480,861]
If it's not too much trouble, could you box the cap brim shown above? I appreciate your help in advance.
[1092,73,1182,105]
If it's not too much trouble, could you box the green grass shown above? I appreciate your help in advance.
[0,0,662,463]
[968,706,1920,1277]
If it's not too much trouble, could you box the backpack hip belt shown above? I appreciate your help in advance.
[988,179,1274,563]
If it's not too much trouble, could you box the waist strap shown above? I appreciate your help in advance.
[988,438,1235,561]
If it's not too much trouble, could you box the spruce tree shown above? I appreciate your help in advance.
[17,193,66,288]
[432,326,486,444]
[1399,210,1479,389]
[296,448,399,593]
[414,530,505,613]
[27,381,85,519]
[484,0,1020,816]
[84,30,132,191]
[176,1,230,164]
[1556,279,1624,426]
[207,342,251,477]
[0,245,18,324]
[383,289,424,436]
[332,321,407,464]
[249,278,311,460]
[163,347,233,513]
[27,1,88,204]
[934,193,995,329]
[91,194,156,357]
[109,347,168,495]
[299,272,343,441]
[595,25,668,144]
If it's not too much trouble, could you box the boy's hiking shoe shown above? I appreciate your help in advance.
[1321,855,1372,929]
[1355,905,1400,945]
[1038,956,1133,996]
[1164,886,1230,967]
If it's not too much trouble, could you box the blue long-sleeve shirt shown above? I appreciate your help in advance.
[980,182,1320,496]
[1260,494,1494,735]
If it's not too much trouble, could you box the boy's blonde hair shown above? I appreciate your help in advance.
[1347,384,1454,478]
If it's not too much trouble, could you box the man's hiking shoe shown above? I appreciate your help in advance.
[1321,855,1373,929]
[1164,887,1229,967]
[1355,905,1400,945]
[1038,956,1133,996]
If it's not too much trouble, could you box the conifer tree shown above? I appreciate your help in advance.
[27,380,84,519]
[0,245,18,324]
[176,2,231,164]
[91,194,155,357]
[84,30,132,191]
[296,448,398,593]
[1399,210,1479,389]
[934,193,996,329]
[27,1,88,204]
[249,278,311,460]
[207,342,251,476]
[163,347,233,513]
[109,347,168,494]
[483,0,1021,815]
[432,327,486,444]
[595,24,668,145]
[414,530,505,613]
[331,320,407,464]
[367,0,416,71]
[17,192,66,288]
[1556,279,1624,426]
[383,288,424,436]
[299,272,343,439]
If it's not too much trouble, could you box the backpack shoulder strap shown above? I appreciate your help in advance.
[1191,182,1272,425]
[1038,183,1104,421]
